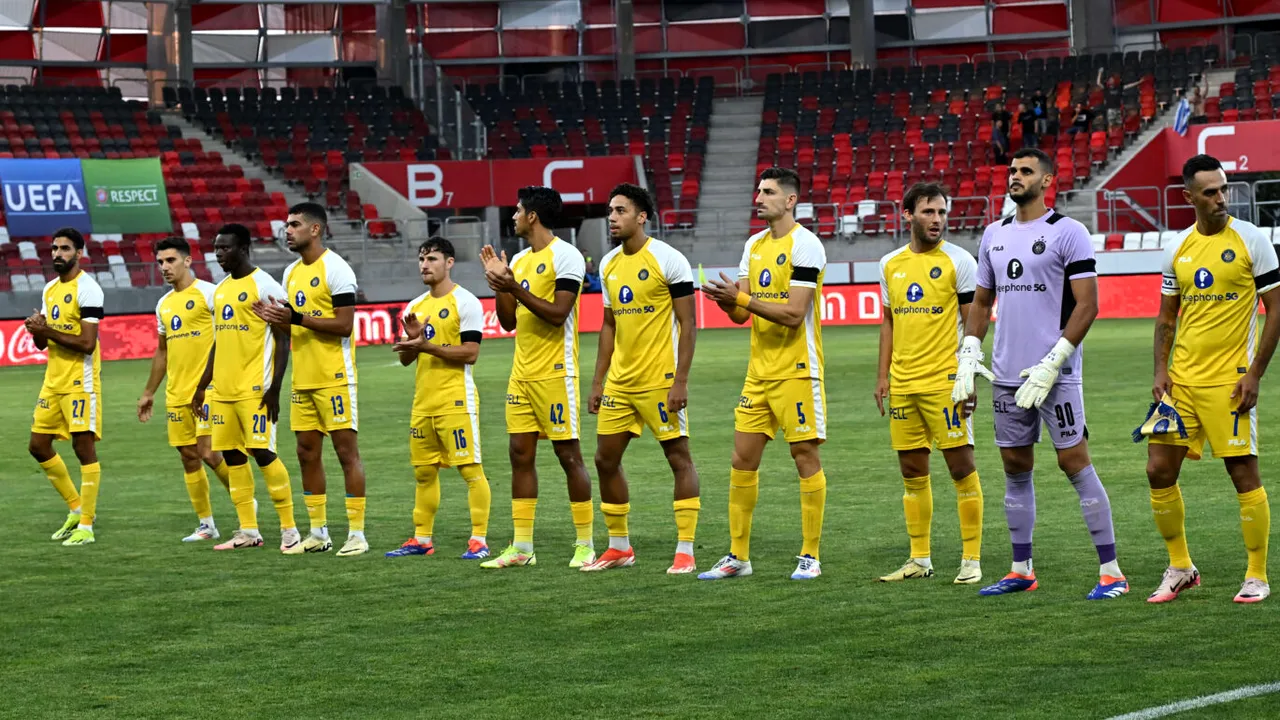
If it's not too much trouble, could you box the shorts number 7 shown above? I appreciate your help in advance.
[1231,410,1241,437]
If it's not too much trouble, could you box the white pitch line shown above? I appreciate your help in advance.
[1106,682,1280,720]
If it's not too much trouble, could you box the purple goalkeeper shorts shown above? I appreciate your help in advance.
[991,383,1088,450]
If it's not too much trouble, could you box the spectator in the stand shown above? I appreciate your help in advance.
[991,120,1009,165]
[1017,102,1038,148]
[1190,84,1206,122]
[583,257,602,294]
[1031,90,1049,135]
[1067,102,1093,134]
[993,107,1012,139]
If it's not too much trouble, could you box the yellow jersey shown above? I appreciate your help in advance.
[1162,216,1280,387]
[210,268,287,402]
[156,279,217,407]
[282,249,358,391]
[600,237,694,392]
[39,270,104,394]
[737,224,826,380]
[403,284,484,417]
[509,237,584,381]
[879,240,977,394]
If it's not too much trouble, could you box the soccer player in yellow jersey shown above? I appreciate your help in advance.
[137,237,233,541]
[874,183,985,585]
[252,203,368,557]
[26,227,105,547]
[699,167,828,581]
[192,223,300,554]
[387,237,492,560]
[1147,154,1280,604]
[583,183,701,574]
[478,186,596,569]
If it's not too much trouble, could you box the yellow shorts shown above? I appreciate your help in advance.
[166,404,212,447]
[31,391,102,440]
[1150,383,1256,460]
[505,376,579,441]
[291,385,358,434]
[210,398,277,452]
[734,376,826,443]
[410,413,482,467]
[597,386,689,442]
[888,391,973,452]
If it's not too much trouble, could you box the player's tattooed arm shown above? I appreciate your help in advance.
[1152,293,1179,402]
[1236,286,1280,411]
[1060,275,1099,346]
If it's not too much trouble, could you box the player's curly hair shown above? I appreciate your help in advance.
[517,186,562,228]
[419,236,455,259]
[608,183,656,222]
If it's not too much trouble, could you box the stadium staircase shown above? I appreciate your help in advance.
[681,96,765,260]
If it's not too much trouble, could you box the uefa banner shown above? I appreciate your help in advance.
[81,158,172,233]
[0,158,170,237]
[0,275,1168,368]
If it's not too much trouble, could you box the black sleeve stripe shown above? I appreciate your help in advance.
[555,278,582,294]
[332,292,357,307]
[957,291,975,304]
[792,266,820,283]
[460,331,483,344]
[1256,269,1280,289]
[1065,259,1096,276]
[81,307,104,319]
[669,281,694,298]
[1046,212,1066,225]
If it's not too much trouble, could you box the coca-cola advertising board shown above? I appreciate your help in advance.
[358,157,639,210]
[0,275,1167,368]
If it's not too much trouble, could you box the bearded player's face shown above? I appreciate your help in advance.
[1007,158,1048,205]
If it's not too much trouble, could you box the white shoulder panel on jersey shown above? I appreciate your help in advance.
[252,267,286,303]
[455,285,485,335]
[550,238,585,281]
[281,258,302,288]
[877,244,911,304]
[941,242,978,294]
[324,250,359,296]
[1160,225,1197,296]
[77,272,105,322]
[648,238,693,285]
[195,279,218,310]
[156,289,174,334]
[739,229,769,279]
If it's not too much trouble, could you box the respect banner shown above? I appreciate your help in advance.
[81,158,172,233]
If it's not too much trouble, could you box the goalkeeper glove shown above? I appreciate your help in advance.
[951,335,995,404]
[1014,337,1075,409]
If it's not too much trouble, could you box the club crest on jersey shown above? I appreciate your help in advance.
[186,299,195,310]
[222,304,234,320]
[776,253,786,265]
[238,292,248,302]
[929,266,942,279]
[63,293,72,303]
[906,283,924,303]
[439,308,450,319]
[638,269,649,281]
[171,316,182,331]
[521,279,531,290]
[1194,268,1214,289]
[295,291,307,307]
[536,263,546,274]
[1222,249,1236,263]
[619,286,634,304]
[1007,258,1024,279]
[759,268,773,287]
[1032,239,1046,255]
[50,305,60,320]
[310,277,320,287]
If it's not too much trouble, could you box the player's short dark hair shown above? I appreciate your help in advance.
[155,236,191,256]
[217,223,252,249]
[419,236,455,259]
[52,227,84,249]
[288,201,328,227]
[759,166,801,196]
[517,186,562,228]
[1011,147,1055,174]
[1182,154,1224,186]
[608,183,656,221]
[903,182,949,213]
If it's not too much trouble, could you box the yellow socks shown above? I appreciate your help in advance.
[512,498,537,551]
[209,459,231,491]
[346,496,366,534]
[1239,487,1270,583]
[674,497,700,543]
[413,465,441,539]
[260,458,296,530]
[228,463,258,530]
[78,462,101,527]
[40,454,80,511]
[601,502,630,539]
[184,468,213,520]
[1150,484,1192,569]
[304,493,327,532]
[800,470,827,560]
[460,464,491,538]
[729,468,759,560]
[953,471,983,561]
[570,500,594,545]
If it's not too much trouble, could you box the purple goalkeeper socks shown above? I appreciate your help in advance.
[1004,471,1035,562]
[1068,464,1117,564]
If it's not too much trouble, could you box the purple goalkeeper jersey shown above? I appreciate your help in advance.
[976,209,1097,386]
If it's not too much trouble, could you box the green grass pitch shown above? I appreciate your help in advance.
[3,318,1280,719]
